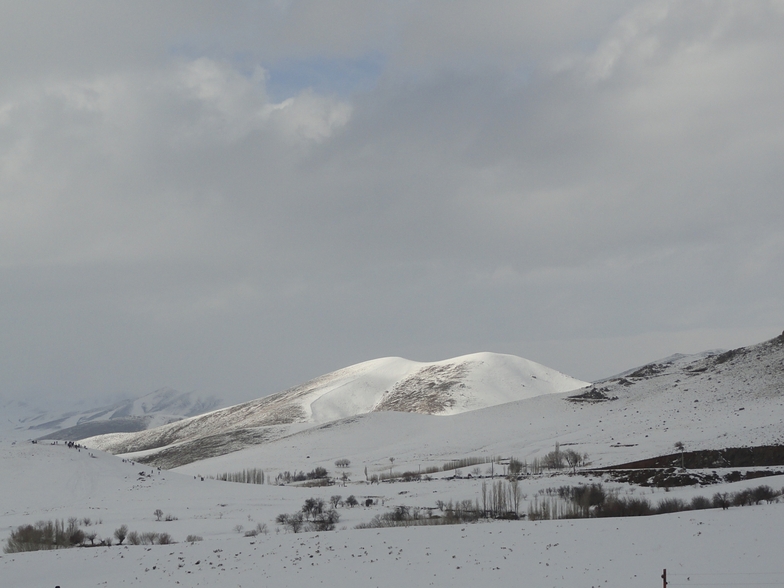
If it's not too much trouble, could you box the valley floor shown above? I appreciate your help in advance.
[2,504,783,588]
[2,442,783,587]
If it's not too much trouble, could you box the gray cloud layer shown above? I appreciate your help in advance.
[1,1,782,408]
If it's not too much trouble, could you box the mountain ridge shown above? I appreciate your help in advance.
[80,352,589,461]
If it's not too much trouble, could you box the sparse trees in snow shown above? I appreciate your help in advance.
[563,449,585,473]
[542,442,564,470]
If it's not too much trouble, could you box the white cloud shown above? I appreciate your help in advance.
[0,2,782,405]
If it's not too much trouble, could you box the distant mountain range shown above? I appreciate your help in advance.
[3,388,222,441]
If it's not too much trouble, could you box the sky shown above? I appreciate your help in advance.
[1,1,783,410]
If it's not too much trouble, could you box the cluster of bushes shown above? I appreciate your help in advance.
[153,509,177,521]
[276,497,340,533]
[3,518,100,553]
[274,467,329,485]
[112,524,174,545]
[126,530,173,545]
[3,518,183,553]
[440,446,589,479]
[356,501,481,529]
[526,483,782,520]
[242,523,269,537]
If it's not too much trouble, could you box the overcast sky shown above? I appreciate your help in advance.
[2,1,783,410]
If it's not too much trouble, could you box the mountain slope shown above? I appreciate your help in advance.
[82,352,588,461]
[167,332,784,477]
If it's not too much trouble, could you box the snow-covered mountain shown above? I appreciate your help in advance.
[6,388,222,441]
[81,332,784,474]
[81,353,588,464]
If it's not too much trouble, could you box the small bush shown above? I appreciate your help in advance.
[158,533,173,545]
[185,535,203,542]
[690,496,712,510]
[656,498,687,514]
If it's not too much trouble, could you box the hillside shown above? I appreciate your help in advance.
[159,332,784,477]
[80,352,588,465]
[4,334,784,587]
[79,335,784,471]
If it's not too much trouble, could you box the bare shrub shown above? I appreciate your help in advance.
[712,492,730,510]
[157,533,173,545]
[656,498,687,514]
[690,496,712,510]
[114,525,128,545]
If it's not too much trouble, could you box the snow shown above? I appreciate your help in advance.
[79,351,588,464]
[1,442,783,587]
[3,335,784,586]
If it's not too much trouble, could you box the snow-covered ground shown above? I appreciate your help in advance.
[3,335,784,586]
[1,442,783,588]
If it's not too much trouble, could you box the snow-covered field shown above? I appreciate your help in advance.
[2,440,784,587]
[3,335,784,586]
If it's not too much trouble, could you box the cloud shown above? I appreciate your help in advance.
[0,1,782,407]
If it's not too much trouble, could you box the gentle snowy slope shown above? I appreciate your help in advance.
[1,442,783,588]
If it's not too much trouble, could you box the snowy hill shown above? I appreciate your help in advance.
[162,332,784,474]
[81,335,784,471]
[81,353,588,464]
[3,335,784,587]
[5,388,222,442]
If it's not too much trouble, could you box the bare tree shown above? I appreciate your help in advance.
[674,441,685,469]
[113,525,128,545]
[563,449,583,474]
[154,509,163,521]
